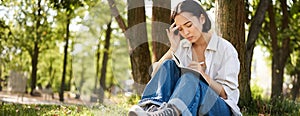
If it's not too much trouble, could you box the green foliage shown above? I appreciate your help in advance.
[243,97,300,116]
[242,84,300,115]
[251,84,263,99]
[242,86,300,115]
[126,94,141,105]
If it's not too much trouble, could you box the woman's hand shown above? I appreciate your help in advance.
[188,61,206,74]
[166,22,181,52]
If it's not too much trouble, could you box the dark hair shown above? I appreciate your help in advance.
[171,0,211,32]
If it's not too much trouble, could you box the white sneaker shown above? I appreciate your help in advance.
[128,105,147,116]
[147,103,180,116]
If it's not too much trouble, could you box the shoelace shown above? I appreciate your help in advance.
[148,103,178,116]
[146,105,159,112]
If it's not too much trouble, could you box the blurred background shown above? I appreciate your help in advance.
[0,0,299,115]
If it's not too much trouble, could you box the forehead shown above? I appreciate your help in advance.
[174,12,195,25]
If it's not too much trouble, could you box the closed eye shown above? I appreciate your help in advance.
[185,22,192,28]
[177,21,192,31]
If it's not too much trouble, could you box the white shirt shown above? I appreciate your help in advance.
[172,33,241,115]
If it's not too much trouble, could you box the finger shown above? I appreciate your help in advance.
[171,26,179,32]
[188,63,197,67]
[170,22,176,28]
[166,29,170,37]
[189,61,198,64]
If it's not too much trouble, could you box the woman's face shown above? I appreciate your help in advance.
[174,12,204,43]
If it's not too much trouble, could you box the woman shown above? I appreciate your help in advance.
[128,0,241,116]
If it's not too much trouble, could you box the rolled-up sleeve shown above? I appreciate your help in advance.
[214,46,240,104]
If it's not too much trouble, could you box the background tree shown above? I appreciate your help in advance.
[266,0,291,99]
[108,0,152,94]
[1,0,54,95]
[30,0,42,96]
[215,0,248,107]
[244,0,270,105]
[285,1,300,101]
[127,0,151,86]
[50,0,86,102]
[151,0,171,61]
[98,20,112,103]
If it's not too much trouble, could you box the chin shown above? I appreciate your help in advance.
[187,39,196,44]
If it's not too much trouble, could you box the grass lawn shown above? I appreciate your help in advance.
[0,103,129,116]
[1,94,300,116]
[0,93,134,116]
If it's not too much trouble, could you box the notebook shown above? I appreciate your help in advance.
[173,54,208,85]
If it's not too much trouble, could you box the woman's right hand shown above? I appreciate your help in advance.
[166,22,181,52]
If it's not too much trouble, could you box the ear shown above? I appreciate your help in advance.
[199,14,205,25]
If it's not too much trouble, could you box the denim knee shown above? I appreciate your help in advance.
[180,72,199,83]
[161,59,176,68]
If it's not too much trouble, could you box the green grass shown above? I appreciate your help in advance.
[0,103,93,116]
[1,94,299,116]
[0,102,131,116]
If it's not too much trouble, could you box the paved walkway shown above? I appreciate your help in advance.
[0,91,92,106]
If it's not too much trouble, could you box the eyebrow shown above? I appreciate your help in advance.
[182,21,191,26]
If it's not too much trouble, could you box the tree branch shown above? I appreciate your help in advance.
[107,0,127,32]
[246,0,270,51]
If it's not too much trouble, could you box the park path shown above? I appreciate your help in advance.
[0,91,92,106]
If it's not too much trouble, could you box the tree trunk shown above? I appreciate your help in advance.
[94,38,101,93]
[108,0,152,94]
[127,0,152,93]
[99,21,112,103]
[48,58,55,86]
[30,0,42,96]
[151,0,171,62]
[245,0,269,84]
[59,12,71,102]
[215,0,248,107]
[30,42,39,95]
[268,0,291,99]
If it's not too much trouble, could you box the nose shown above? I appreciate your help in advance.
[183,28,190,35]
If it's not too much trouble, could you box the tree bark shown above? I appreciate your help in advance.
[268,0,291,99]
[151,0,171,62]
[30,0,42,96]
[59,12,71,102]
[30,41,39,95]
[127,0,152,94]
[216,0,248,107]
[99,21,112,103]
[108,0,152,94]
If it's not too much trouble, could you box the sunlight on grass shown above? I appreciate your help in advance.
[0,93,139,116]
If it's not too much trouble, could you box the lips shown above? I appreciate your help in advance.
[186,36,193,41]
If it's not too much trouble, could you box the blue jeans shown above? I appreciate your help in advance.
[138,60,231,116]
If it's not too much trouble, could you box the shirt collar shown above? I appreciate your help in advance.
[206,33,218,51]
[182,39,191,48]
